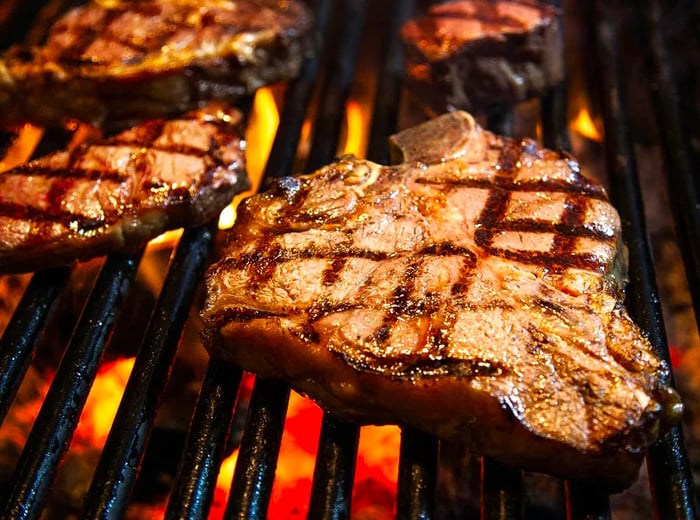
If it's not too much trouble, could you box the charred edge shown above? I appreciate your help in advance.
[0,201,107,231]
[497,139,525,174]
[483,216,615,243]
[322,257,347,286]
[483,245,607,272]
[246,238,282,289]
[551,194,589,257]
[333,345,511,380]
[210,307,280,329]
[475,186,512,248]
[416,176,608,200]
[368,259,424,347]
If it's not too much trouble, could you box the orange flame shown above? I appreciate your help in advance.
[570,107,602,142]
[0,124,45,173]
[73,357,135,446]
[218,87,280,230]
[341,100,368,157]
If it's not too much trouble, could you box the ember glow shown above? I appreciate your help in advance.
[208,391,400,519]
[342,100,369,157]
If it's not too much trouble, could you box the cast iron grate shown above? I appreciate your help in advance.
[0,0,697,519]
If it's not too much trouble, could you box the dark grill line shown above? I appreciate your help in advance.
[551,194,590,258]
[417,175,608,200]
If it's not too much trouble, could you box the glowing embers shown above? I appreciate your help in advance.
[570,107,602,142]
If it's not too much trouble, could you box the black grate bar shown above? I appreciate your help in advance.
[0,267,70,425]
[480,458,523,520]
[307,415,361,520]
[366,0,415,164]
[264,0,334,180]
[396,427,438,520]
[565,481,611,520]
[225,378,291,519]
[304,0,368,173]
[590,1,696,519]
[165,359,243,520]
[0,251,142,520]
[639,0,700,344]
[80,223,218,519]
[541,84,571,152]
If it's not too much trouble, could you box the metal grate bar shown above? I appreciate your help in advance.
[304,0,368,173]
[0,267,70,425]
[590,1,696,518]
[225,378,291,519]
[639,0,700,342]
[0,251,142,520]
[308,415,361,520]
[80,223,218,519]
[565,481,611,520]
[165,359,243,520]
[396,428,438,520]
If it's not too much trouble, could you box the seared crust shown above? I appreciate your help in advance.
[401,0,564,112]
[0,0,313,129]
[201,111,681,490]
[0,102,248,273]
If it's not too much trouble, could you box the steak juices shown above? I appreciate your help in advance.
[201,111,681,490]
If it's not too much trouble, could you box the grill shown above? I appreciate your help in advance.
[0,0,698,518]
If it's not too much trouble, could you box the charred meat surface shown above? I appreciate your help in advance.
[401,0,564,114]
[0,102,248,273]
[201,111,682,490]
[0,0,313,130]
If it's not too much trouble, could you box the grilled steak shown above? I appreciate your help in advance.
[0,102,248,273]
[201,111,682,489]
[0,0,312,130]
[401,0,564,114]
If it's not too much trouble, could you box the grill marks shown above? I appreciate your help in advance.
[0,117,227,233]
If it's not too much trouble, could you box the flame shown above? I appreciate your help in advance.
[218,87,280,230]
[341,100,368,157]
[73,357,135,446]
[570,107,602,142]
[0,124,45,173]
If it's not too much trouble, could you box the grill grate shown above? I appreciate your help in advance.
[0,0,698,519]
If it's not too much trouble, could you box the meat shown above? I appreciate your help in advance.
[401,0,564,114]
[0,0,312,130]
[201,111,682,490]
[0,102,248,274]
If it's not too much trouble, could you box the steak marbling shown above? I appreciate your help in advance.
[0,102,248,273]
[201,111,681,489]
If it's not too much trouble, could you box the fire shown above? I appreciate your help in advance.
[209,390,399,519]
[0,124,45,173]
[218,87,280,230]
[341,100,368,157]
[72,357,135,446]
[570,107,602,141]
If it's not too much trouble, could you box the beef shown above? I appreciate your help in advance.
[401,0,564,114]
[0,102,248,273]
[200,111,683,490]
[0,0,312,130]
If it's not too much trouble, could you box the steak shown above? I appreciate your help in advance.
[200,111,682,490]
[401,0,564,114]
[0,102,248,273]
[0,0,312,130]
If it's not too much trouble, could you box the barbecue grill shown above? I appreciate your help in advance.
[0,0,698,518]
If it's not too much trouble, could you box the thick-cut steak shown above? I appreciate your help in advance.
[401,0,564,114]
[0,102,248,273]
[0,0,312,130]
[201,111,681,489]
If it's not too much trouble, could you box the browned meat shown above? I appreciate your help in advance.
[0,0,312,130]
[201,111,682,490]
[0,102,248,273]
[401,0,564,114]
